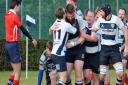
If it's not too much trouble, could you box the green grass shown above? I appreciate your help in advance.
[0,70,117,85]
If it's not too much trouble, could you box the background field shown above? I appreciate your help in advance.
[0,70,119,85]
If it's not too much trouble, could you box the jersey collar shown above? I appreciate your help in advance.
[56,19,65,22]
[9,9,16,14]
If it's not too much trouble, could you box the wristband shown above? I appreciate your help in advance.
[70,41,77,47]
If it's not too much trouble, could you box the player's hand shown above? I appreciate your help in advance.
[50,23,59,31]
[80,29,86,38]
[123,47,128,56]
[66,41,73,48]
[32,39,37,47]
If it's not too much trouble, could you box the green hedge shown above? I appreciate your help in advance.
[0,39,48,71]
[0,39,115,71]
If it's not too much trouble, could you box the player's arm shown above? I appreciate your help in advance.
[92,17,101,32]
[80,28,97,42]
[66,23,77,34]
[66,20,86,48]
[66,23,79,48]
[15,15,37,46]
[49,23,59,35]
[15,15,33,40]
[121,26,128,56]
[117,17,128,56]
[19,25,37,47]
[20,26,32,40]
[79,19,97,42]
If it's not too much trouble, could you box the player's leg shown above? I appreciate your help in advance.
[113,62,123,85]
[90,53,100,85]
[65,55,74,85]
[49,61,58,85]
[7,72,15,85]
[104,72,110,85]
[49,70,58,85]
[11,62,21,85]
[37,52,46,85]
[111,52,123,84]
[4,42,15,85]
[84,69,91,85]
[99,65,109,85]
[51,54,67,85]
[37,64,44,85]
[46,70,51,85]
[92,72,99,85]
[5,42,22,85]
[74,53,84,85]
[66,63,74,85]
[83,54,91,85]
[111,46,124,85]
[122,57,128,85]
[99,45,109,85]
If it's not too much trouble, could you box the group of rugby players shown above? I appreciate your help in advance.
[4,0,128,85]
[38,0,128,85]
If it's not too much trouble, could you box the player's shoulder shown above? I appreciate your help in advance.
[7,10,17,16]
[62,20,71,26]
[111,14,120,20]
[77,17,87,24]
[96,17,104,22]
[56,19,72,29]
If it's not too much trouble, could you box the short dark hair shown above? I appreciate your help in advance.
[84,9,95,16]
[10,0,22,9]
[55,7,65,19]
[95,7,102,14]
[46,41,53,50]
[65,4,75,13]
[119,7,127,14]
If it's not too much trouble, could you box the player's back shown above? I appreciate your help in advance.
[51,19,76,56]
[5,9,22,42]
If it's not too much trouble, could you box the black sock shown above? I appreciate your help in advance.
[75,80,83,85]
[99,80,104,85]
[58,80,65,85]
[116,77,122,85]
[65,80,71,85]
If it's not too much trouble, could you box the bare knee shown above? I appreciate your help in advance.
[117,71,124,78]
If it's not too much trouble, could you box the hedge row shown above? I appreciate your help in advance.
[0,39,48,71]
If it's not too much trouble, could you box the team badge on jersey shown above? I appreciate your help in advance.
[111,23,115,29]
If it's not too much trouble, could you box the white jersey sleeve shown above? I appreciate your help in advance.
[92,17,101,30]
[66,23,77,34]
[77,18,88,30]
[116,17,125,29]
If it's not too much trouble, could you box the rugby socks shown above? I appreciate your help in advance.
[65,80,72,85]
[82,80,85,85]
[116,77,122,85]
[90,71,93,80]
[125,74,128,85]
[104,82,110,85]
[85,80,91,85]
[99,80,104,85]
[13,80,19,85]
[75,80,83,85]
[37,69,44,85]
[58,80,65,85]
[7,75,14,85]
